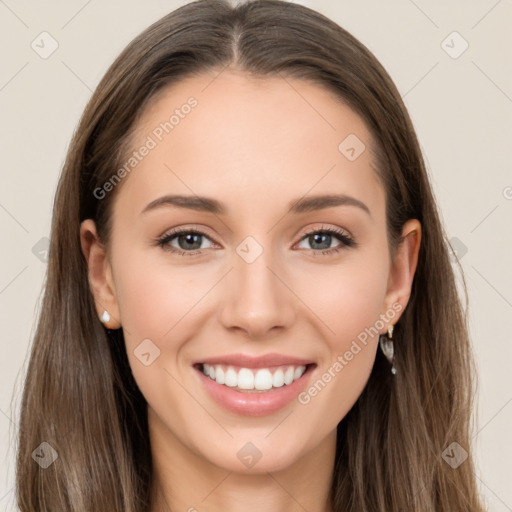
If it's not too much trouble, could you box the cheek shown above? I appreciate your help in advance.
[113,251,207,343]
[293,257,388,410]
[113,252,200,419]
[296,255,389,343]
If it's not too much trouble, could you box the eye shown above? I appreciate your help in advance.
[157,228,216,256]
[295,226,356,255]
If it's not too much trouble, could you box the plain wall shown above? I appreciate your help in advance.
[1,1,511,510]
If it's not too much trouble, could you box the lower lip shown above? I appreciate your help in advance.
[194,364,316,416]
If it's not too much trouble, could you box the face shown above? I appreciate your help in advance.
[82,69,420,475]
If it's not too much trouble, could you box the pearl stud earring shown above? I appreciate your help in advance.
[100,310,110,324]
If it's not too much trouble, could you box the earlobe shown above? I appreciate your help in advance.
[381,219,422,331]
[79,219,122,329]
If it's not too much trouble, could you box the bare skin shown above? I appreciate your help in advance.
[80,68,421,512]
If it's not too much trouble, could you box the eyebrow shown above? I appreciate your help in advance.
[140,193,371,217]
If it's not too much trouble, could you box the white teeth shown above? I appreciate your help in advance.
[272,368,285,388]
[284,366,295,385]
[238,368,254,390]
[215,366,225,385]
[201,363,307,391]
[224,367,238,387]
[254,369,273,390]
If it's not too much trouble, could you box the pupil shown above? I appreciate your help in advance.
[311,233,331,250]
[180,233,201,250]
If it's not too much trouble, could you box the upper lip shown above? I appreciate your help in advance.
[194,353,315,369]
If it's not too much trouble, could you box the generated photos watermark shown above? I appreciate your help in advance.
[93,96,198,200]
[297,302,403,405]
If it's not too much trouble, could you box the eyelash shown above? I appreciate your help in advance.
[156,225,357,257]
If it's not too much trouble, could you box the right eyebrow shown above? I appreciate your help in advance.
[140,195,225,216]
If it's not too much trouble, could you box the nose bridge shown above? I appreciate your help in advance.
[218,234,295,337]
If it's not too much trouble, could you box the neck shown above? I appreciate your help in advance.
[148,408,336,512]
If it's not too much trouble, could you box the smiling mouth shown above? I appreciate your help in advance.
[194,363,316,393]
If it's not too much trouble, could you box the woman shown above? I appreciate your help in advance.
[16,0,486,510]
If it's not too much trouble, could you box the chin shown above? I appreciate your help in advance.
[198,435,309,475]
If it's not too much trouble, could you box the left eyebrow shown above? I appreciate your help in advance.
[287,194,371,218]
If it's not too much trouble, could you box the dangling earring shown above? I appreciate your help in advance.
[379,324,397,375]
[100,310,110,324]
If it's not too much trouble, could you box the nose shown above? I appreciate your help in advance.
[218,244,296,339]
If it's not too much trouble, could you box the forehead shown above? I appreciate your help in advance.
[114,70,384,220]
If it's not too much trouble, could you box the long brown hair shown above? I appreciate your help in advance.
[16,0,485,510]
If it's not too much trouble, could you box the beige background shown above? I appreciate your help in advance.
[1,0,511,510]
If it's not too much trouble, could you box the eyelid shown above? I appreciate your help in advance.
[157,224,218,242]
[295,224,353,242]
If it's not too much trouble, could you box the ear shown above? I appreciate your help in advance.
[79,219,122,329]
[380,219,422,333]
